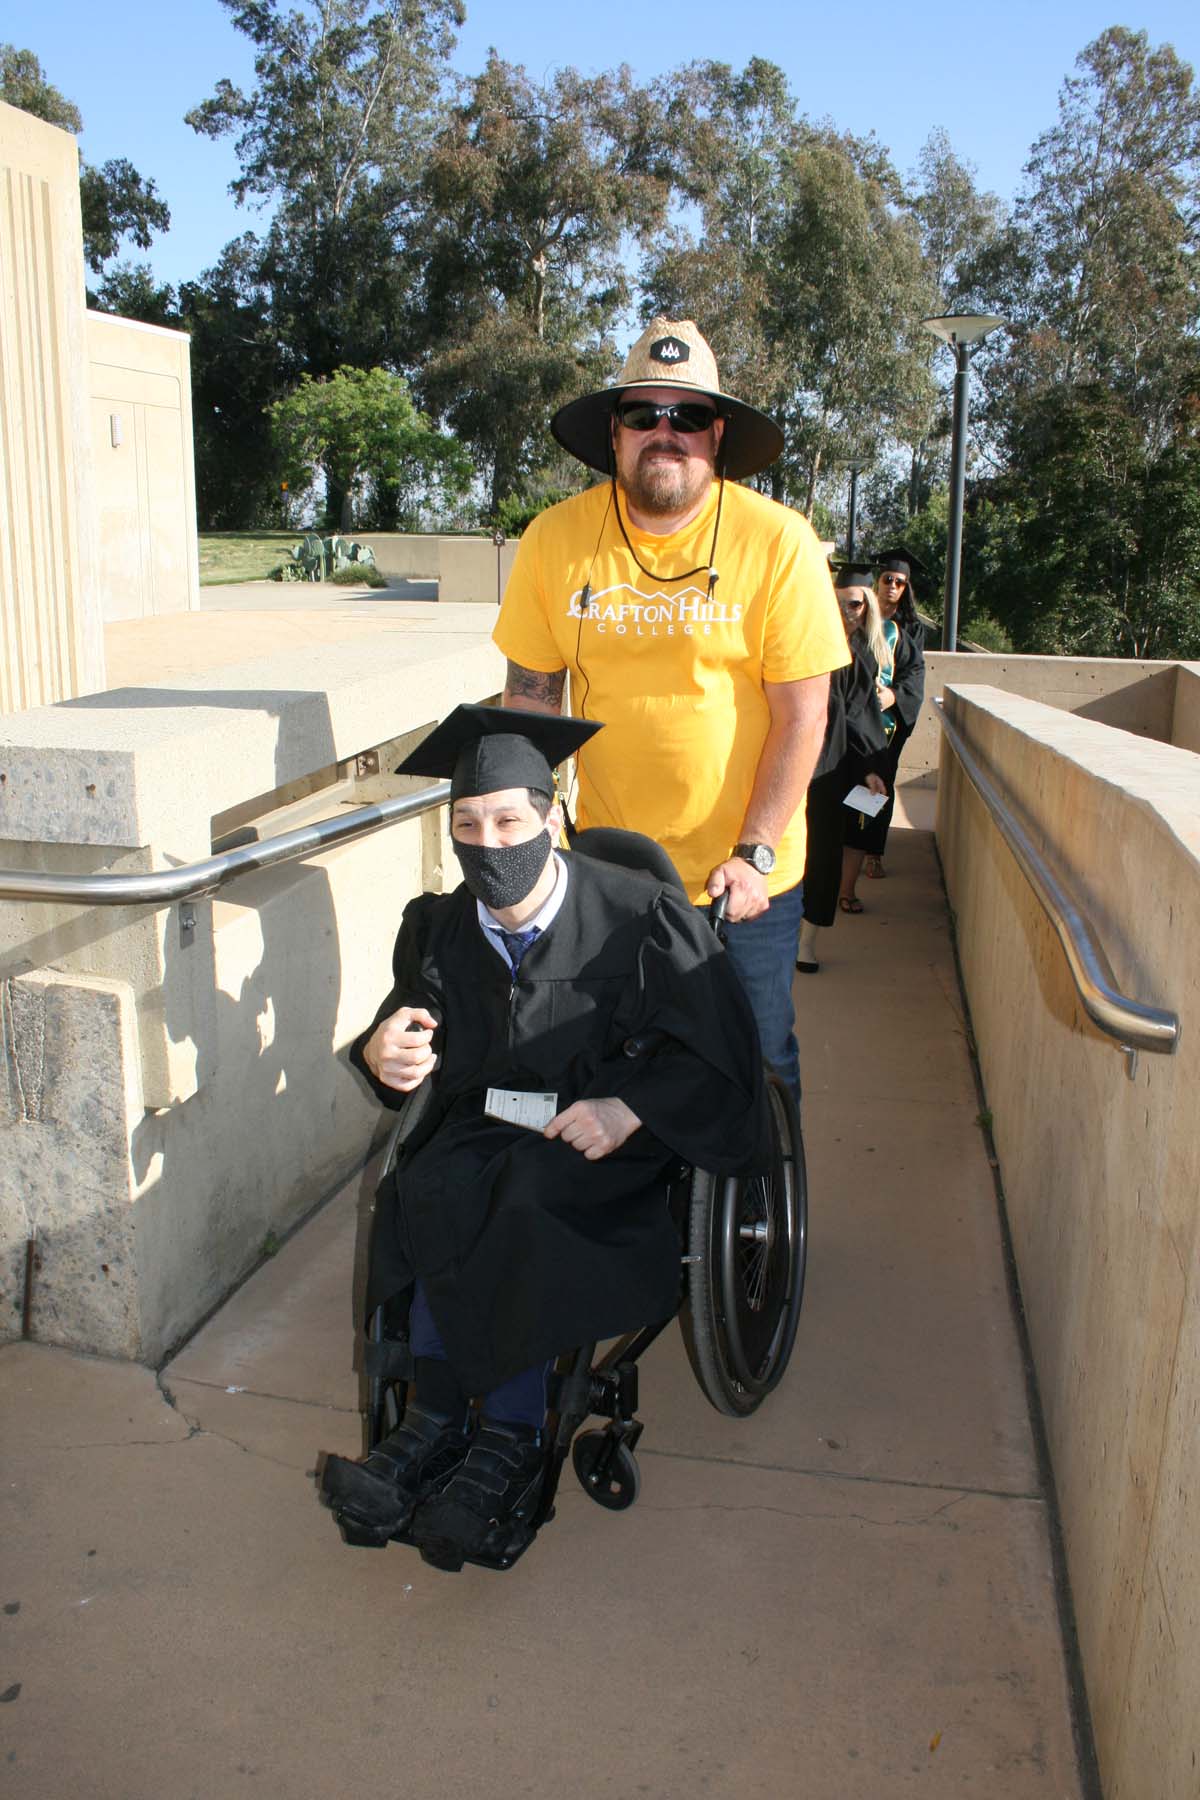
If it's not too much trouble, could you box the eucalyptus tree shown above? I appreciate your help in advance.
[178,235,292,528]
[644,59,930,517]
[965,27,1200,655]
[412,53,672,516]
[185,0,464,521]
[644,58,798,424]
[897,130,1003,520]
[186,0,463,375]
[771,127,930,515]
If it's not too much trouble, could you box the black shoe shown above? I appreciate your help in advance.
[794,958,819,974]
[410,1419,546,1571]
[321,1406,472,1542]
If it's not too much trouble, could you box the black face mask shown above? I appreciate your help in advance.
[453,829,552,911]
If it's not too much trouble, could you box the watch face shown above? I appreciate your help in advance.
[736,843,775,873]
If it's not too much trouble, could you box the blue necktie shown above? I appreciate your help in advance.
[498,926,539,975]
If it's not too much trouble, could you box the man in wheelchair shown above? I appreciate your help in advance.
[321,704,769,1572]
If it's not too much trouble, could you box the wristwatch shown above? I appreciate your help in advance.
[732,841,776,874]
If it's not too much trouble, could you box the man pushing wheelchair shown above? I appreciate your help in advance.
[320,704,769,1572]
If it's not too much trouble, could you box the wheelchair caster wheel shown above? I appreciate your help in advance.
[572,1431,641,1510]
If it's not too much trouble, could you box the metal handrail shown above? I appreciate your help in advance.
[0,782,451,907]
[935,698,1178,1058]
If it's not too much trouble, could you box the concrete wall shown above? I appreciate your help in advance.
[903,654,1181,786]
[355,533,517,601]
[1170,663,1200,754]
[0,101,105,710]
[442,535,517,605]
[1,612,504,1361]
[87,312,200,623]
[354,534,463,579]
[936,684,1200,1800]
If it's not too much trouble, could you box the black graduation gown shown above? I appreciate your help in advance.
[803,643,889,926]
[891,617,927,738]
[352,855,769,1394]
[844,620,927,856]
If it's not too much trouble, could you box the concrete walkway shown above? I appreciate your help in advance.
[1,825,1090,1800]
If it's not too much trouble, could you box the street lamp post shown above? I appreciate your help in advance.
[846,460,865,561]
[921,314,1005,651]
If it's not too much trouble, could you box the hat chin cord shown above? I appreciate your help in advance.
[604,435,727,601]
[571,443,726,731]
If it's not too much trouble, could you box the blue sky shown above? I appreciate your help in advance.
[11,1,1200,288]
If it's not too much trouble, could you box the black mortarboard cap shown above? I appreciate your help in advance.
[873,544,929,583]
[396,703,603,801]
[829,559,876,587]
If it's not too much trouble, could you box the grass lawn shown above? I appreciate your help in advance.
[198,532,303,586]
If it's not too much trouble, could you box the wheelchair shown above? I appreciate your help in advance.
[333,829,809,1570]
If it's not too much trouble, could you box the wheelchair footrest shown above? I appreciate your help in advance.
[417,1512,549,1575]
[335,1512,392,1550]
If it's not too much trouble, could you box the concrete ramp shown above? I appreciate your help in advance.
[1,827,1090,1798]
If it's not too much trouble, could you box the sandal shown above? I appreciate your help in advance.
[863,856,886,880]
[838,896,863,914]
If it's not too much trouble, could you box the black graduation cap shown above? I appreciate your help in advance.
[396,703,603,801]
[829,559,876,588]
[873,545,929,585]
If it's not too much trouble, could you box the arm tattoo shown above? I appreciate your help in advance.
[504,660,566,711]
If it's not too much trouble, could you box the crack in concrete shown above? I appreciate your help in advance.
[153,1375,338,1476]
[635,1497,971,1528]
[159,1374,358,1415]
[15,1434,196,1452]
[640,1445,1044,1505]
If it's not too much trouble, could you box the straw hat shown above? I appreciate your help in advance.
[551,318,784,481]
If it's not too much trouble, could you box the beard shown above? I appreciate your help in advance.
[620,443,714,518]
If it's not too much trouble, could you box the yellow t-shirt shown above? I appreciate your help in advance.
[495,480,850,902]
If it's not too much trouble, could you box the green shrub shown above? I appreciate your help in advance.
[330,562,387,587]
[494,488,575,537]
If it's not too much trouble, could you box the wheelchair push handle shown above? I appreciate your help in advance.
[623,894,731,1060]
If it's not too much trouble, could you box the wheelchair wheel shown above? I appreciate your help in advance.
[572,1431,641,1510]
[680,1072,807,1417]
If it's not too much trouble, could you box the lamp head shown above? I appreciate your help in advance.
[922,313,1006,349]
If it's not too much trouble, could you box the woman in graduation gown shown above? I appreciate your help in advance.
[840,547,927,906]
[796,571,889,971]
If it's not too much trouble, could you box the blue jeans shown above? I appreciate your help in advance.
[704,880,805,1102]
[409,1283,548,1428]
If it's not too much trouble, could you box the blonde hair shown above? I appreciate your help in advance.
[860,584,890,673]
[836,582,889,672]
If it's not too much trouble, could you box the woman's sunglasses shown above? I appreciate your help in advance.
[841,598,866,611]
[613,399,718,434]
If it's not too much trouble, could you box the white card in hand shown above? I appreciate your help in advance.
[485,1087,559,1131]
[843,783,889,817]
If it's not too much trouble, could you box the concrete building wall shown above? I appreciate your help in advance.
[936,684,1200,1800]
[0,101,104,710]
[86,312,200,623]
[1,615,503,1361]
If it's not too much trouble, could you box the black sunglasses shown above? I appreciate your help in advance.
[841,598,866,610]
[613,399,718,434]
